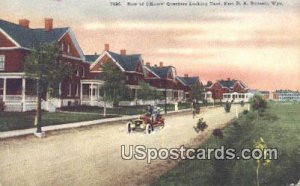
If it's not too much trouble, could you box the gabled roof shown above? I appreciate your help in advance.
[148,66,173,79]
[177,76,200,86]
[107,51,141,72]
[0,19,68,48]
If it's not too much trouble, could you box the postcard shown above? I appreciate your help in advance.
[0,0,299,185]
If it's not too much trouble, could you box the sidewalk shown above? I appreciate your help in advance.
[0,108,191,139]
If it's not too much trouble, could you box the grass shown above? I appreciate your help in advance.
[0,111,119,132]
[153,102,300,186]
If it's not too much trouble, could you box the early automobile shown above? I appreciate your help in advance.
[126,109,165,134]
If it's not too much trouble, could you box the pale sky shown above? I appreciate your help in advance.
[1,0,300,90]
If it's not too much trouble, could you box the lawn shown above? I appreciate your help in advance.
[0,112,119,132]
[153,102,300,186]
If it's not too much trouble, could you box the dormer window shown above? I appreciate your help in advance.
[0,55,5,71]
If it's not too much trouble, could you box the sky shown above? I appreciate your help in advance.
[1,0,300,91]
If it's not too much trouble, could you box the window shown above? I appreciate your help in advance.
[61,43,64,52]
[76,65,79,76]
[0,55,5,71]
[76,84,79,96]
[82,67,85,77]
[67,44,71,54]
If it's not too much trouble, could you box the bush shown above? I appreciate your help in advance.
[0,100,5,112]
[240,101,245,107]
[243,110,248,115]
[213,128,224,139]
[250,94,267,113]
[224,101,231,112]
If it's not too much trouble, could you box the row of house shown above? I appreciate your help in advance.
[249,90,300,102]
[0,18,203,111]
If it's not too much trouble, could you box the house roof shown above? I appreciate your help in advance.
[177,76,200,86]
[148,66,173,79]
[0,19,68,48]
[107,51,141,72]
[85,54,99,63]
[217,79,248,89]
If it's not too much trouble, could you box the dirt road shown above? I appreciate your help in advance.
[0,105,245,186]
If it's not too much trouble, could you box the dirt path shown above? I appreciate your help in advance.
[0,105,245,186]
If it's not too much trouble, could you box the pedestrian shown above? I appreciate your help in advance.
[192,99,196,118]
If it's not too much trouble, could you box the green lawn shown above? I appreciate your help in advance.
[0,112,119,132]
[153,102,300,186]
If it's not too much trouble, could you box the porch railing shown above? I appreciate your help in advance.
[0,95,37,102]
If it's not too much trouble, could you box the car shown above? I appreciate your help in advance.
[126,112,165,134]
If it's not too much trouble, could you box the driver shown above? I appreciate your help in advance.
[152,106,158,122]
[146,105,153,116]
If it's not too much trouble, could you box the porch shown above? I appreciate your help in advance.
[0,73,38,112]
[80,79,111,107]
[222,92,253,103]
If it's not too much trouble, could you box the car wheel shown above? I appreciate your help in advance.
[146,124,152,134]
[127,122,132,133]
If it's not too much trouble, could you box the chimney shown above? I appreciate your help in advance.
[227,78,230,81]
[120,49,126,55]
[19,19,30,28]
[159,61,163,67]
[44,18,53,31]
[146,62,150,67]
[184,74,188,77]
[104,44,109,51]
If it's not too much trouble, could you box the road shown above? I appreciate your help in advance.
[0,105,245,186]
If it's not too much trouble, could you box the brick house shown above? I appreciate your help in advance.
[82,44,145,106]
[0,18,89,111]
[207,78,250,102]
[176,74,203,101]
[143,62,185,102]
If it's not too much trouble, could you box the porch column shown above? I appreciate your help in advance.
[22,78,26,111]
[90,83,93,102]
[58,82,62,107]
[3,78,6,102]
[80,82,83,104]
[135,89,138,100]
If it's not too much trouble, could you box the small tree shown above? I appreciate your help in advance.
[224,101,231,112]
[250,94,267,115]
[190,83,204,102]
[254,137,271,186]
[100,61,130,107]
[137,81,157,100]
[24,43,72,134]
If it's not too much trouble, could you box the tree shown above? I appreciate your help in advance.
[100,61,130,107]
[137,81,157,100]
[190,83,204,102]
[24,43,72,134]
[250,94,267,115]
